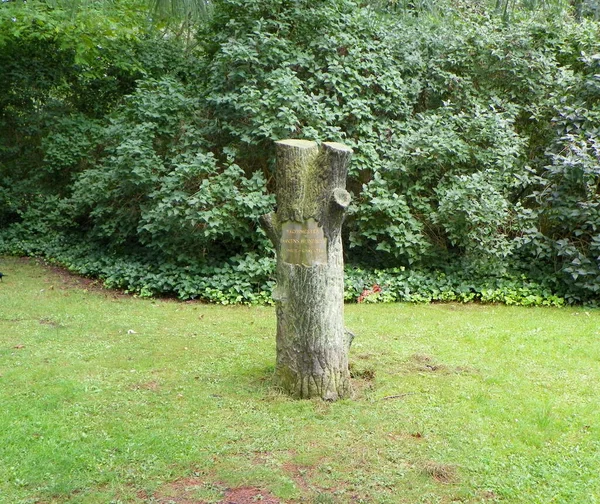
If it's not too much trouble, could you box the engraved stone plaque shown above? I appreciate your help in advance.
[280,219,327,266]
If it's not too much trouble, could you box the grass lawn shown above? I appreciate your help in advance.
[1,256,599,504]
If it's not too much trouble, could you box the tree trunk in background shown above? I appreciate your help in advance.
[261,139,353,401]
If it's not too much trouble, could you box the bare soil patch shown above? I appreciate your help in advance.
[282,461,312,493]
[152,477,281,504]
[407,353,479,375]
[131,380,160,392]
[221,486,280,504]
[421,461,459,484]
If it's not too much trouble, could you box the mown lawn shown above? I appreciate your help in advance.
[1,256,599,504]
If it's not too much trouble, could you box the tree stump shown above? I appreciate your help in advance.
[261,139,353,401]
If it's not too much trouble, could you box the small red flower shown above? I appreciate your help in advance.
[357,284,382,303]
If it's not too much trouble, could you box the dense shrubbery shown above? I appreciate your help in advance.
[1,0,599,305]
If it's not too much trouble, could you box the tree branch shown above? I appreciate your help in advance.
[259,212,280,250]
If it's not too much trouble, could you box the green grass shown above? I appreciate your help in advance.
[1,256,599,504]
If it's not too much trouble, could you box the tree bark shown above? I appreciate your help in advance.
[261,139,353,401]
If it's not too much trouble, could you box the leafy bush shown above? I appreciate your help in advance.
[345,266,564,306]
[1,0,600,304]
[521,48,600,302]
[62,77,274,261]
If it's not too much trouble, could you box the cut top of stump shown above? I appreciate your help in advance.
[275,139,353,154]
[323,141,353,153]
[275,139,317,149]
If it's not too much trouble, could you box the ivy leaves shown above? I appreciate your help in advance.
[2,0,600,303]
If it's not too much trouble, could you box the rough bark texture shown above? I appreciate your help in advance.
[261,139,353,401]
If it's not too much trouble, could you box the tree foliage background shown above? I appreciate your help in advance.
[1,0,599,305]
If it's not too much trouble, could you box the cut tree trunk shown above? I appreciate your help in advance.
[261,139,353,401]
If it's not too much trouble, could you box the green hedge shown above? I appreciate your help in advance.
[1,0,599,305]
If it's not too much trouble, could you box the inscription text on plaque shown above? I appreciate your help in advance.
[280,219,327,266]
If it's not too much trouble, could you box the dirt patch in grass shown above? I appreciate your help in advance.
[410,353,449,373]
[407,354,478,375]
[354,352,376,361]
[349,377,375,399]
[152,476,215,503]
[349,364,376,381]
[282,461,312,493]
[152,477,281,504]
[222,486,281,504]
[282,462,358,503]
[478,489,499,501]
[421,461,459,484]
[387,431,425,442]
[39,316,62,327]
[349,361,376,399]
[131,380,160,392]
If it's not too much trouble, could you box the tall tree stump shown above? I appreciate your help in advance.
[261,139,353,401]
